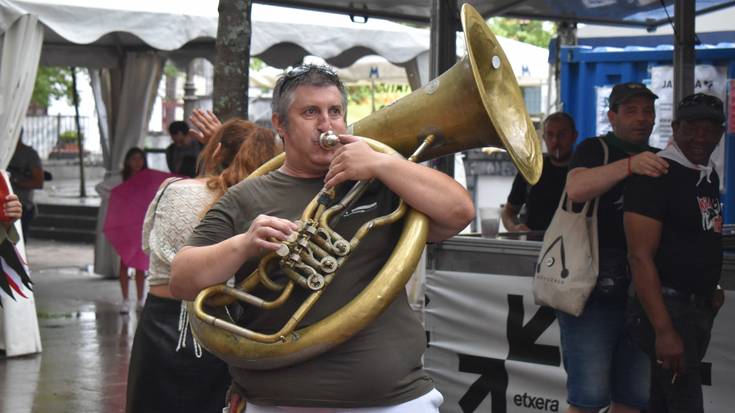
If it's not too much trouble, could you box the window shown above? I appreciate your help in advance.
[522,86,542,115]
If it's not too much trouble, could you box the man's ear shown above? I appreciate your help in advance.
[607,110,615,125]
[272,113,286,138]
[670,120,680,135]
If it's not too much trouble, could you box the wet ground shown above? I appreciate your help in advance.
[1,239,136,413]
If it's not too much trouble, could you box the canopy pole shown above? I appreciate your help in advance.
[552,21,577,113]
[183,62,197,123]
[429,0,457,178]
[673,0,695,112]
[71,67,86,198]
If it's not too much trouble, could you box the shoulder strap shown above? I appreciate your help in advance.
[151,177,184,214]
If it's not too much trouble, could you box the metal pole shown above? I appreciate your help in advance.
[430,0,457,178]
[371,77,376,113]
[553,21,577,114]
[71,67,87,198]
[183,61,197,122]
[56,113,61,146]
[673,0,695,113]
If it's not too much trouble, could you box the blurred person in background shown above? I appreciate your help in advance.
[118,147,148,310]
[501,112,577,233]
[7,129,43,241]
[166,120,201,177]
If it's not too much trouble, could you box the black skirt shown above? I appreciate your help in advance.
[126,294,231,413]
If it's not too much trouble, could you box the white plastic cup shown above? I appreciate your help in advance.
[480,207,500,238]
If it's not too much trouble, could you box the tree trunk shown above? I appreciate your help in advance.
[213,0,251,121]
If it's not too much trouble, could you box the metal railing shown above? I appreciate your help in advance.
[22,115,94,160]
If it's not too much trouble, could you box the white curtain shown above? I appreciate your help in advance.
[0,14,43,168]
[92,51,165,277]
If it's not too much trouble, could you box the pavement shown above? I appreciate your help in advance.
[34,177,101,207]
[1,238,138,413]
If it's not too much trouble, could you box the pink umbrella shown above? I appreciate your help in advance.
[103,169,177,271]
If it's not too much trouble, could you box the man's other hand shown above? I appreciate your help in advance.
[508,223,531,232]
[655,328,685,374]
[324,134,389,188]
[631,151,669,177]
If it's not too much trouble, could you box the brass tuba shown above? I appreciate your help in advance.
[188,3,542,370]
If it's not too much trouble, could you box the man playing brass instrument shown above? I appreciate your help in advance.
[170,64,474,411]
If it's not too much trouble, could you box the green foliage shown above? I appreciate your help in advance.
[347,84,410,105]
[488,18,555,48]
[346,83,412,124]
[32,67,73,109]
[164,63,180,78]
[348,85,371,104]
[250,57,265,71]
[58,130,82,144]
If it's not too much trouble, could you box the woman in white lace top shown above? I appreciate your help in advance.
[126,117,280,413]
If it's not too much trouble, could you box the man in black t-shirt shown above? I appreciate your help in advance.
[559,82,670,413]
[625,93,726,413]
[501,112,577,232]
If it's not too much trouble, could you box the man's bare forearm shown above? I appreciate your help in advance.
[170,234,253,300]
[566,160,628,202]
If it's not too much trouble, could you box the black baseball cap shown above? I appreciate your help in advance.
[609,82,658,108]
[676,93,726,124]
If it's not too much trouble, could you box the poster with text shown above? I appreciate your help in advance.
[424,270,735,412]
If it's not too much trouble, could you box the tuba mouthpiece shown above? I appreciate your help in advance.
[319,131,340,150]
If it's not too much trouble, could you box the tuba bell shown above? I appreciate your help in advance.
[187,3,543,370]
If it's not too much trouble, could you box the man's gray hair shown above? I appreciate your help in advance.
[271,64,348,128]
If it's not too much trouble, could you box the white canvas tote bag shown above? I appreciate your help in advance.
[533,139,608,316]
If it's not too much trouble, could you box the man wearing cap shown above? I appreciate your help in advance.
[625,93,726,413]
[559,82,670,413]
[501,112,578,234]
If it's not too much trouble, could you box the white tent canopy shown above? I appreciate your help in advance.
[0,0,431,69]
[1,1,548,80]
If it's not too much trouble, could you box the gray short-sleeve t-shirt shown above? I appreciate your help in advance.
[187,170,433,408]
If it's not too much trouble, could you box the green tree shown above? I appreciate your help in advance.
[488,18,555,48]
[250,57,265,71]
[32,66,73,109]
[163,62,180,78]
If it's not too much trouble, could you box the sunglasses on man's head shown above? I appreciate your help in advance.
[678,93,723,111]
[275,65,340,96]
[284,64,338,79]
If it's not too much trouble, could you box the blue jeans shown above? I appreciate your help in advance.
[557,299,650,410]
